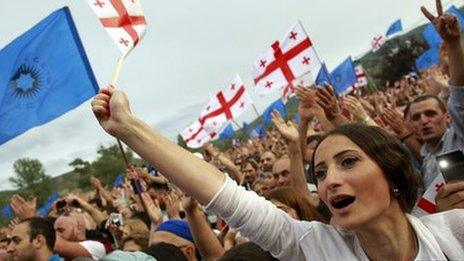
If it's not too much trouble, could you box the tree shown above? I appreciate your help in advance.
[69,158,92,189]
[91,144,133,186]
[9,158,52,204]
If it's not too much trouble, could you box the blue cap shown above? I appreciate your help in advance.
[156,220,194,243]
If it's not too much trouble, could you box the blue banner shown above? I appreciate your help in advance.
[37,191,60,217]
[386,19,403,37]
[330,57,357,94]
[0,7,98,145]
[415,48,440,70]
[262,99,286,125]
[219,123,234,139]
[315,63,332,86]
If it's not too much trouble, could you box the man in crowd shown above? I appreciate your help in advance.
[6,217,61,261]
[409,6,464,210]
[54,211,107,260]
[259,151,276,172]
[271,156,291,187]
[150,220,197,261]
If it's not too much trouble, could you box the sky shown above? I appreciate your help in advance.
[0,0,460,190]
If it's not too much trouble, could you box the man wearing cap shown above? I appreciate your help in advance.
[149,220,197,261]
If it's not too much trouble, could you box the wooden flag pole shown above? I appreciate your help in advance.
[110,56,131,168]
[232,119,242,130]
[251,104,264,125]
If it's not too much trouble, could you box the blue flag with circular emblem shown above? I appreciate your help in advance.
[0,7,98,145]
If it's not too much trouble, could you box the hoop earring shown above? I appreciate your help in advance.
[392,188,400,197]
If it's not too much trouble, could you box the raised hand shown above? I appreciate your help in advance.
[271,110,299,143]
[91,85,133,138]
[315,85,340,120]
[140,192,163,225]
[181,195,199,214]
[89,176,103,189]
[343,95,369,123]
[10,195,36,219]
[382,108,410,138]
[296,86,325,120]
[421,0,460,42]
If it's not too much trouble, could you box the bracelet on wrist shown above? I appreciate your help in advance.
[400,132,414,142]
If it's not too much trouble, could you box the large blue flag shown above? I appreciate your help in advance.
[315,63,332,86]
[219,123,234,139]
[262,99,286,125]
[422,23,443,48]
[330,57,357,94]
[2,204,13,219]
[415,48,440,70]
[37,191,60,217]
[386,19,402,37]
[0,7,98,145]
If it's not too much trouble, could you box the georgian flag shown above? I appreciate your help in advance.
[85,0,147,56]
[371,34,385,52]
[180,120,222,148]
[252,20,322,95]
[416,174,445,214]
[353,65,368,87]
[199,75,253,126]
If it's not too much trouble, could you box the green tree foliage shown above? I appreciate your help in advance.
[8,158,52,204]
[69,158,92,189]
[91,144,133,186]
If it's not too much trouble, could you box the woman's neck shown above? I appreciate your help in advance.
[356,206,417,261]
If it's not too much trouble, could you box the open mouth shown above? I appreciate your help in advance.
[330,195,356,209]
[422,127,433,135]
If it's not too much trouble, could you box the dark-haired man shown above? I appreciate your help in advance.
[6,217,62,261]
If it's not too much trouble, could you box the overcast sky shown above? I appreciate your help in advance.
[0,0,460,190]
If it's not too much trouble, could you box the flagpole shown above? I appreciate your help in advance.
[110,56,131,168]
[232,119,241,129]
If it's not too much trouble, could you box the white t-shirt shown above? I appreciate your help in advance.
[206,176,464,260]
[79,240,107,260]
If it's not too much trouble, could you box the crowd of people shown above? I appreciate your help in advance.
[1,1,464,260]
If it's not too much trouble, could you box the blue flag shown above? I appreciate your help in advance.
[386,19,402,37]
[250,124,266,139]
[219,124,234,139]
[422,23,443,48]
[415,48,440,70]
[113,173,125,187]
[0,7,98,145]
[37,191,60,217]
[2,204,13,219]
[315,63,332,86]
[447,6,464,30]
[330,57,357,94]
[262,99,286,125]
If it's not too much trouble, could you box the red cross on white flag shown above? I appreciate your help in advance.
[416,174,445,214]
[85,0,147,56]
[180,120,222,148]
[199,75,253,126]
[371,34,385,52]
[345,65,369,94]
[252,20,322,95]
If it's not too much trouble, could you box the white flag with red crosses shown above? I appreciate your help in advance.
[416,174,445,214]
[85,0,147,56]
[199,75,253,126]
[180,120,222,148]
[252,20,322,95]
[371,34,385,52]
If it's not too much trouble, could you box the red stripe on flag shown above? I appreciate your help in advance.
[417,198,437,214]
[254,38,312,84]
[200,86,245,125]
[108,0,142,46]
[100,16,146,27]
[184,125,204,144]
